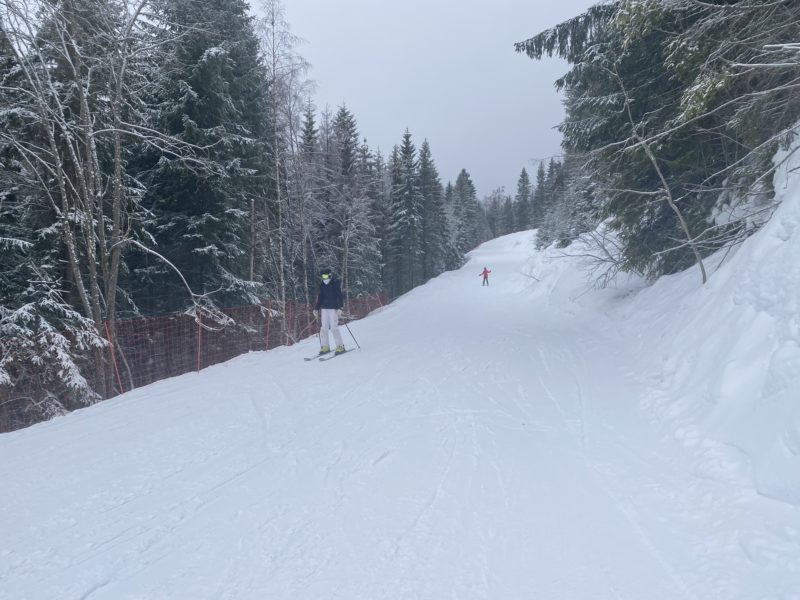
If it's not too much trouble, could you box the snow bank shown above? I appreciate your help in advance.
[522,140,800,505]
[612,144,800,504]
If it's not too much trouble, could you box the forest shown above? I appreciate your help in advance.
[0,0,511,429]
[514,0,800,283]
[2,0,799,431]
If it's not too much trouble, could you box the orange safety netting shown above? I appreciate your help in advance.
[0,292,388,432]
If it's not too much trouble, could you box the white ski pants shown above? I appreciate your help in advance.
[320,308,343,349]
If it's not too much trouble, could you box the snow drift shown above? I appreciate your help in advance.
[615,145,800,505]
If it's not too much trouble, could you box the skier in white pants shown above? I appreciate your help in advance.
[313,268,345,356]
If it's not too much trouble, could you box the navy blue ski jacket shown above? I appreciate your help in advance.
[315,278,344,310]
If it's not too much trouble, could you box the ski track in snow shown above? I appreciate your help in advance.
[2,231,800,599]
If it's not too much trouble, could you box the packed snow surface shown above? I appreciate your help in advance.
[4,158,800,597]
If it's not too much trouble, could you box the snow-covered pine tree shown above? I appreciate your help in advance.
[560,155,600,246]
[452,169,483,254]
[517,0,800,281]
[0,0,189,399]
[371,149,392,290]
[347,140,383,296]
[539,156,599,249]
[300,105,382,300]
[386,131,425,297]
[480,187,512,238]
[483,193,502,238]
[384,146,402,295]
[513,168,532,231]
[329,105,359,291]
[532,162,547,231]
[131,0,272,314]
[0,251,102,431]
[0,22,102,428]
[313,106,341,275]
[484,196,496,238]
[537,159,566,248]
[418,140,448,280]
[502,194,515,236]
[281,100,312,303]
[293,101,323,302]
[441,182,463,270]
[300,102,319,158]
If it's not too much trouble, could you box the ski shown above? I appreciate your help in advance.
[305,351,331,361]
[319,349,351,361]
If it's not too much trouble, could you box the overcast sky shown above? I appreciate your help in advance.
[281,0,599,197]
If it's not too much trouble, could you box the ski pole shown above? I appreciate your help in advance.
[344,322,360,349]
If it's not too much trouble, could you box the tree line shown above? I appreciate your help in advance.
[515,0,800,284]
[483,159,592,250]
[0,0,487,426]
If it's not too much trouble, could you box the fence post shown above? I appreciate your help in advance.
[104,321,125,394]
[196,311,203,373]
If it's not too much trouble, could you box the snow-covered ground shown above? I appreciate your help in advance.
[3,155,800,599]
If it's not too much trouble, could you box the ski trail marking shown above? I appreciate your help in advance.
[535,341,694,600]
[391,430,457,557]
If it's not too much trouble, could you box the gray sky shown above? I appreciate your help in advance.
[282,0,599,197]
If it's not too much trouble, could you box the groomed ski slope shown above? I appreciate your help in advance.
[3,207,800,597]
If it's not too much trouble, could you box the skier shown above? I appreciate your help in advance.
[313,268,345,355]
[479,267,491,286]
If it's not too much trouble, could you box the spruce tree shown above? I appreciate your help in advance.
[485,196,500,238]
[453,169,482,254]
[0,27,100,425]
[300,101,318,157]
[514,168,532,231]
[327,105,359,283]
[502,195,515,235]
[386,131,425,297]
[295,101,320,302]
[532,162,547,231]
[516,2,800,279]
[372,150,393,290]
[442,182,463,271]
[349,141,384,295]
[131,0,272,313]
[418,140,448,280]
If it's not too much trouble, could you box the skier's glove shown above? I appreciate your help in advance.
[313,309,319,320]
[337,309,343,318]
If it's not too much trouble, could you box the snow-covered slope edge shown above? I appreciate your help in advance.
[607,145,800,504]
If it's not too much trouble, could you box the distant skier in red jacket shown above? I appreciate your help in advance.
[479,267,491,286]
